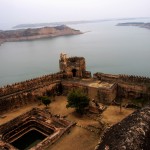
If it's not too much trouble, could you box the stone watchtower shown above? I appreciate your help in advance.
[59,53,91,78]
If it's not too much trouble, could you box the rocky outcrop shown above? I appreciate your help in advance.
[98,107,150,150]
[0,25,82,44]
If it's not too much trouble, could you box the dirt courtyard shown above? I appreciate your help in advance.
[0,96,135,150]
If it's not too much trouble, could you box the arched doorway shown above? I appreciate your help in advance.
[72,69,77,77]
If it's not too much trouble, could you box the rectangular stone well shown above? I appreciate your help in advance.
[11,129,47,150]
[0,108,75,150]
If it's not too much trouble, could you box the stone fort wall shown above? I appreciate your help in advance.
[1,71,150,114]
[0,72,66,115]
[1,56,150,114]
[0,72,64,97]
[94,72,150,84]
[94,72,150,103]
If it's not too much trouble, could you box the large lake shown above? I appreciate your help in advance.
[0,19,150,86]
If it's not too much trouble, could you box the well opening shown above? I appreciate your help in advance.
[0,108,75,149]
[11,129,47,150]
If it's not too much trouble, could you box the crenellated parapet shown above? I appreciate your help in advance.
[94,72,150,104]
[1,54,150,115]
[0,72,66,114]
[119,74,150,84]
[94,72,150,84]
[0,72,64,97]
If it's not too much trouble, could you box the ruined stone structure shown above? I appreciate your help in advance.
[59,53,91,78]
[0,108,75,150]
[0,72,63,114]
[94,72,150,106]
[0,54,150,115]
[62,79,117,104]
[1,53,150,149]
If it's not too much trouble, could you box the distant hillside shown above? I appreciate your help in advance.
[12,20,111,29]
[0,25,82,44]
[13,17,150,29]
[117,22,150,30]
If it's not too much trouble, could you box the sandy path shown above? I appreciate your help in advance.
[49,126,99,150]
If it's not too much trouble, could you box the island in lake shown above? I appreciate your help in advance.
[117,22,150,30]
[0,25,82,45]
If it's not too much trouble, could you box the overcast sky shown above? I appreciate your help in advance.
[0,0,150,29]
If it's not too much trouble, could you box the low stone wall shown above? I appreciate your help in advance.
[93,73,119,82]
[0,82,60,115]
[62,82,88,96]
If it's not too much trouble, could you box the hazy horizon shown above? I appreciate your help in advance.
[0,0,150,30]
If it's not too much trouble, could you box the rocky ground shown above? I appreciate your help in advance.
[98,107,150,150]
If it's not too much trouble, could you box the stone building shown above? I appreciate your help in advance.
[59,53,91,78]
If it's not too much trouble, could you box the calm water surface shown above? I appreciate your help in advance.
[0,20,150,86]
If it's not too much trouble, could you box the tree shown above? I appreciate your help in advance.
[37,96,43,105]
[55,82,63,95]
[66,89,90,115]
[41,96,51,108]
[46,90,52,97]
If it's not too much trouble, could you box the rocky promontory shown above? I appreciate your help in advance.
[0,25,82,44]
[117,22,150,30]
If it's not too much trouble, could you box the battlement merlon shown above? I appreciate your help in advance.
[60,53,67,62]
[59,53,91,78]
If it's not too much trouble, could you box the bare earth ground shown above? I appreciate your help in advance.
[101,106,135,125]
[0,96,135,150]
